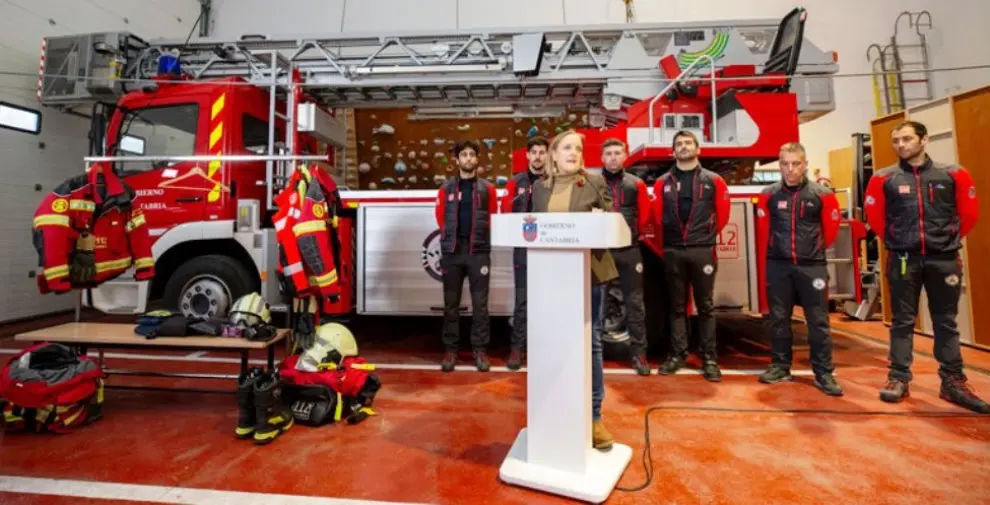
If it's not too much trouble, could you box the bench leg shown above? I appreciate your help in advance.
[240,353,248,378]
[267,345,275,372]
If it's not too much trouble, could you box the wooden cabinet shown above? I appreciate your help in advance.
[870,84,990,348]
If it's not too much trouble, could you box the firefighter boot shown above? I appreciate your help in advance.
[252,371,294,445]
[940,377,990,414]
[235,367,264,439]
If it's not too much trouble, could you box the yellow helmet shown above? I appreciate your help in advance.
[228,292,272,327]
[316,323,358,359]
[297,323,358,371]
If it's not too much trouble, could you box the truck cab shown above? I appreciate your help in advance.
[88,74,343,320]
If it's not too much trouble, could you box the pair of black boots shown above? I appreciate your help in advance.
[236,367,294,444]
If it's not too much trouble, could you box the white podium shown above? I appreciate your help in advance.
[491,211,634,503]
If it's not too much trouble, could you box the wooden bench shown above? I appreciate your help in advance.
[14,322,289,392]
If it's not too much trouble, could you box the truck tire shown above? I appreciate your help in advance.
[163,255,255,320]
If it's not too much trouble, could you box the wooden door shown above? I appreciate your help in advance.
[951,85,990,348]
[869,112,906,326]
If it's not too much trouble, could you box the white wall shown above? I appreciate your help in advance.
[0,0,202,322]
[210,0,989,174]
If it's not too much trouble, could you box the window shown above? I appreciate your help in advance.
[242,113,284,154]
[0,102,42,135]
[116,103,198,173]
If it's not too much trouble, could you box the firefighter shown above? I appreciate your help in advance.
[864,120,989,413]
[500,136,549,371]
[755,142,844,396]
[600,138,651,376]
[652,130,731,381]
[434,140,498,372]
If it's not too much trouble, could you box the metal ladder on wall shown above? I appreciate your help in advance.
[867,11,934,115]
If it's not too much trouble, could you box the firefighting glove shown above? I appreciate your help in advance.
[293,299,317,353]
[70,232,97,285]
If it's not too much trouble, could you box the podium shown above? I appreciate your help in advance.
[491,211,634,503]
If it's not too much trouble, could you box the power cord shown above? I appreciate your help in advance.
[615,404,988,493]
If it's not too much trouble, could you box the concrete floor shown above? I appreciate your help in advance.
[0,312,988,505]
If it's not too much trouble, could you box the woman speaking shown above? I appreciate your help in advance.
[531,129,618,450]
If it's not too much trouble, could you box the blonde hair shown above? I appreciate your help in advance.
[544,129,586,187]
[779,141,807,160]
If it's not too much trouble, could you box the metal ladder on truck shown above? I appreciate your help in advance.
[40,17,840,206]
[867,10,934,115]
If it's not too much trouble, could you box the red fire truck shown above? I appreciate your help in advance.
[36,7,865,324]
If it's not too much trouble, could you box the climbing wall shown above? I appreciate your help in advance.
[352,109,583,190]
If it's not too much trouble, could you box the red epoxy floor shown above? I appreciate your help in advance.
[1,313,989,505]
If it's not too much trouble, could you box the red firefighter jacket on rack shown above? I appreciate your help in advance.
[273,164,342,306]
[32,164,155,294]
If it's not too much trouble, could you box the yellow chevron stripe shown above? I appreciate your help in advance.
[207,153,222,203]
[211,93,226,120]
[209,123,223,150]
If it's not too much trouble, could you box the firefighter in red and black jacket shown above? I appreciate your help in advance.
[499,136,548,371]
[434,140,498,373]
[864,120,989,414]
[600,138,652,376]
[755,142,844,396]
[32,164,155,294]
[651,130,730,381]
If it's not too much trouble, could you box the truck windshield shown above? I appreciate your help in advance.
[116,103,199,173]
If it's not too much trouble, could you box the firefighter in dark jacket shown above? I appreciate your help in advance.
[864,120,989,413]
[600,138,652,376]
[434,140,498,373]
[755,142,843,396]
[500,136,549,370]
[652,130,731,381]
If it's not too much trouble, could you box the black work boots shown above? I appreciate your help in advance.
[881,376,990,414]
[235,367,294,445]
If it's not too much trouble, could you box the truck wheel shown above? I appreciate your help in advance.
[163,255,255,320]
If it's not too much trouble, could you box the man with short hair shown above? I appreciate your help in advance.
[435,140,498,373]
[652,130,731,381]
[755,142,843,395]
[600,138,652,375]
[864,120,989,413]
[500,136,549,370]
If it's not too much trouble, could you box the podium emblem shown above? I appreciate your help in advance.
[522,215,539,242]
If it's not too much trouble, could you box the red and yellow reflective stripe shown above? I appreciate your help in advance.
[292,220,327,236]
[207,92,225,203]
[44,264,70,280]
[33,214,71,228]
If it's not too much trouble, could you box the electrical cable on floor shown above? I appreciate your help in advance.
[614,404,988,493]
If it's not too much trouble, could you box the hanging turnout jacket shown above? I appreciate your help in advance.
[32,164,154,294]
[273,164,343,302]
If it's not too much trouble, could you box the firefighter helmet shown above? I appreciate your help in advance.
[316,323,358,358]
[227,292,272,327]
[296,322,358,371]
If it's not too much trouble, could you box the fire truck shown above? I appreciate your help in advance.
[36,7,866,325]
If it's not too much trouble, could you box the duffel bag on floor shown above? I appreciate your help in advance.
[0,342,105,433]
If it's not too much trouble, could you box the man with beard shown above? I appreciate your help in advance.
[864,120,989,413]
[755,142,844,396]
[500,136,548,370]
[434,140,498,372]
[600,138,652,375]
[652,130,731,381]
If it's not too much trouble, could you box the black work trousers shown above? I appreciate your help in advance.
[665,246,718,362]
[641,244,670,355]
[611,246,648,354]
[441,240,491,351]
[765,260,834,375]
[885,250,966,382]
[510,248,526,349]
